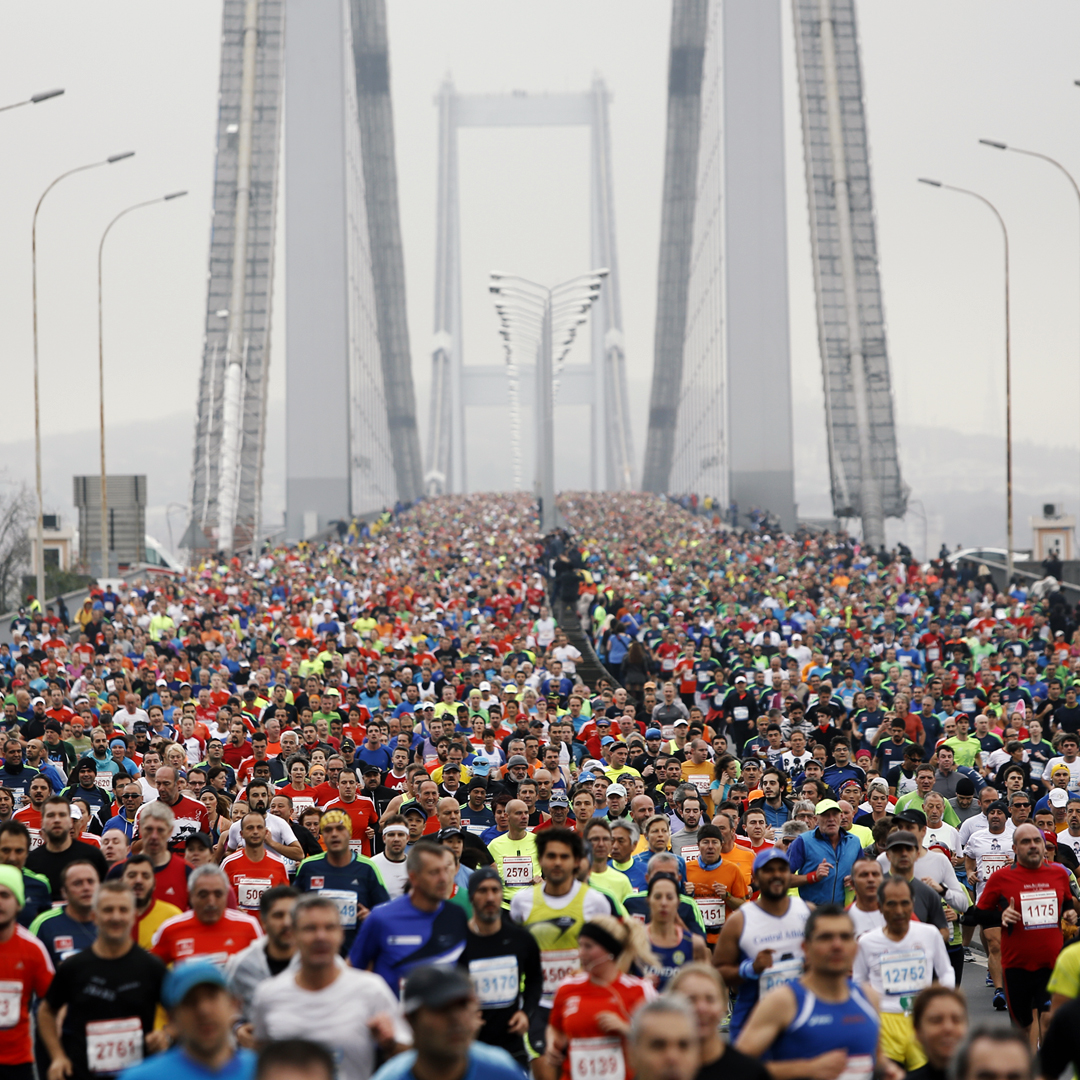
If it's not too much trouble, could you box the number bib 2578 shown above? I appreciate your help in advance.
[501,857,534,887]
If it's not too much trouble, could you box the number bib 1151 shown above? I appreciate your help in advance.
[569,1036,625,1080]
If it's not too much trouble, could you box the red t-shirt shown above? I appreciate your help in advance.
[276,785,317,814]
[151,908,262,966]
[0,925,54,1064]
[222,742,251,768]
[220,849,290,911]
[549,971,657,1080]
[322,796,380,856]
[143,796,210,851]
[977,861,1072,971]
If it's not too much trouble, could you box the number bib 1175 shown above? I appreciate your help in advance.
[1020,889,1059,929]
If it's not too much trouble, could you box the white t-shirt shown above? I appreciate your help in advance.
[963,827,1015,897]
[552,644,582,675]
[227,814,298,852]
[1046,757,1080,792]
[853,922,955,1013]
[847,904,885,939]
[1057,829,1080,863]
[370,852,409,899]
[137,778,159,803]
[253,963,411,1080]
[923,821,960,858]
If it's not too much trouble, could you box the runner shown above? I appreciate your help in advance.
[457,866,543,1067]
[487,799,541,903]
[293,809,389,952]
[848,855,885,938]
[638,872,708,988]
[348,840,468,992]
[0,821,52,928]
[252,894,411,1080]
[541,916,658,1080]
[221,811,291,914]
[370,965,525,1080]
[625,997,700,1080]
[0,864,54,1080]
[152,865,263,968]
[368,816,410,899]
[907,987,968,1080]
[683,823,747,946]
[119,855,182,949]
[115,801,190,911]
[714,847,810,1041]
[853,876,954,1070]
[733,905,881,1080]
[38,881,167,1080]
[25,797,108,898]
[976,822,1075,1050]
[784,798,862,907]
[29,860,98,968]
[320,768,380,858]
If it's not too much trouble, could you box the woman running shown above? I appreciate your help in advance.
[638,873,708,989]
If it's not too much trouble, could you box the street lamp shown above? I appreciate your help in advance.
[490,269,608,531]
[32,151,134,606]
[97,190,187,577]
[980,137,1080,523]
[0,88,64,114]
[918,177,1014,584]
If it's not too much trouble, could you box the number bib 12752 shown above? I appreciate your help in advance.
[569,1036,625,1080]
[86,1016,143,1074]
[880,949,928,997]
[468,955,519,1009]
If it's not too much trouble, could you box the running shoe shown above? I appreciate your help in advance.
[985,972,994,987]
[993,989,1007,1011]
[964,948,975,962]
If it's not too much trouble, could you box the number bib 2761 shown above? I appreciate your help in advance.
[86,1016,143,1074]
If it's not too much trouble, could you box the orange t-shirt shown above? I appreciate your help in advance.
[686,858,748,943]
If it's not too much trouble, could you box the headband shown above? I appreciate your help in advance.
[580,921,625,958]
[319,809,352,835]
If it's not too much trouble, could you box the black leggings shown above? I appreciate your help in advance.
[947,944,965,988]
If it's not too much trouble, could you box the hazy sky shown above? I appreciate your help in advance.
[2,1,1080,527]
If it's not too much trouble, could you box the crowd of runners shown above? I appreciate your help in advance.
[2,490,1080,1080]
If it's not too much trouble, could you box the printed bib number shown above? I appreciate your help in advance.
[733,707,749,721]
[469,955,519,1008]
[981,854,1009,878]
[235,877,272,910]
[837,1055,875,1080]
[696,897,725,929]
[661,726,675,740]
[28,828,42,850]
[96,772,114,792]
[320,888,358,928]
[0,980,22,1029]
[687,774,711,795]
[349,840,366,856]
[86,1016,143,1074]
[541,948,579,998]
[291,796,316,813]
[680,845,700,865]
[502,856,534,887]
[569,1036,625,1080]
[880,949,928,995]
[1020,889,1059,929]
[761,957,803,993]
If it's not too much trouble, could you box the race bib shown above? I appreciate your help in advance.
[687,774,711,796]
[981,854,1009,878]
[837,1056,875,1080]
[680,845,700,865]
[733,707,749,721]
[1020,889,1059,929]
[541,948,579,999]
[661,725,675,740]
[28,828,42,850]
[569,1036,625,1080]
[349,839,366,857]
[96,772,114,792]
[0,980,21,1028]
[501,856,534,887]
[320,888,358,928]
[469,955,519,1009]
[235,877,272,910]
[291,796,316,814]
[696,897,725,929]
[761,957,803,993]
[86,1016,143,1074]
[880,949,928,996]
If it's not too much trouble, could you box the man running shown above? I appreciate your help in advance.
[29,860,98,969]
[977,822,1075,1050]
[854,876,954,1071]
[221,811,291,914]
[713,848,810,1042]
[734,905,882,1080]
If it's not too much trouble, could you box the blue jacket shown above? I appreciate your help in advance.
[786,826,862,906]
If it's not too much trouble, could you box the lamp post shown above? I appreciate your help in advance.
[489,270,608,531]
[97,191,187,577]
[980,137,1080,526]
[918,178,1013,585]
[32,151,134,607]
[0,88,64,114]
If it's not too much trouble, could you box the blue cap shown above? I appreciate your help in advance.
[752,846,790,874]
[600,736,616,746]
[162,961,228,1009]
[645,728,662,739]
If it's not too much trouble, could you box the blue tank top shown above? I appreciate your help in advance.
[635,930,696,990]
[769,980,879,1080]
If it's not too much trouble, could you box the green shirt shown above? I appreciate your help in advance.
[943,736,981,768]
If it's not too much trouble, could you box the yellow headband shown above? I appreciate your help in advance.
[319,809,352,835]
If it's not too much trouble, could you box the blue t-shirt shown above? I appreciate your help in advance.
[29,906,98,967]
[356,745,393,772]
[349,894,469,994]
[120,1046,255,1080]
[371,1041,523,1080]
[293,852,390,949]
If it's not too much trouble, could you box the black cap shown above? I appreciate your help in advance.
[77,759,96,772]
[185,832,214,850]
[894,808,926,829]
[401,803,426,819]
[955,777,976,797]
[987,799,1009,815]
[401,964,474,1014]
[361,764,382,776]
[43,720,63,734]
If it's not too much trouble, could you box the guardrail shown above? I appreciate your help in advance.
[954,556,1080,599]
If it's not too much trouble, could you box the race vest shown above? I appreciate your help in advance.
[523,881,590,1009]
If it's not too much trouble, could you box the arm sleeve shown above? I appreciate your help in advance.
[934,854,971,912]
